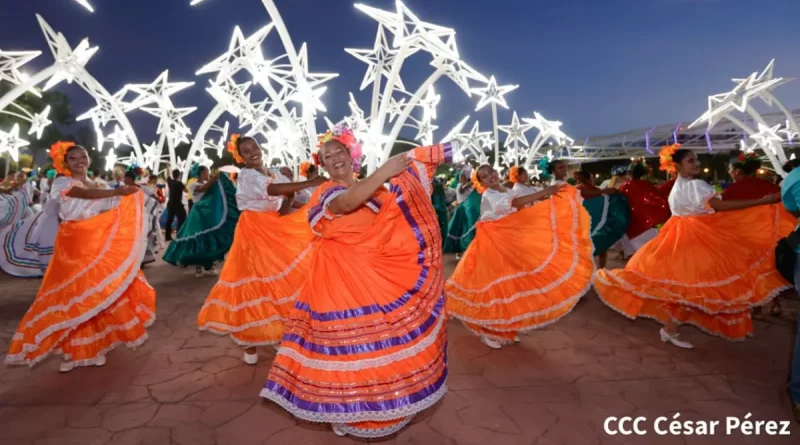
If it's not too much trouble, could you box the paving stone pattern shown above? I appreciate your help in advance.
[1,254,798,444]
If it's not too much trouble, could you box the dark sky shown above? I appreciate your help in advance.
[2,0,800,144]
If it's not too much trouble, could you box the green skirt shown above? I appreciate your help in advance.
[162,174,240,268]
[583,194,629,256]
[443,190,481,254]
[432,186,449,241]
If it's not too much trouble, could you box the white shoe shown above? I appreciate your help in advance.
[243,351,258,365]
[659,328,694,349]
[332,424,347,437]
[481,335,502,350]
[59,361,75,373]
[204,268,218,277]
[195,267,204,278]
[513,336,520,344]
[94,355,106,367]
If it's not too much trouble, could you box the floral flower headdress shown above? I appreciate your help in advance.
[188,163,202,179]
[470,167,488,194]
[315,124,363,173]
[611,165,628,176]
[299,161,314,178]
[226,133,245,164]
[126,163,144,180]
[46,169,57,180]
[659,143,682,174]
[508,165,521,184]
[50,141,76,176]
[735,151,759,166]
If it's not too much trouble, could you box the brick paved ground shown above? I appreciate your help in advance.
[1,254,799,444]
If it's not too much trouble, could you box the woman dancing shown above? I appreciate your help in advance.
[198,135,324,364]
[163,164,240,278]
[444,167,481,258]
[509,165,542,198]
[594,148,792,348]
[261,125,452,438]
[446,164,594,349]
[6,142,155,372]
[722,150,780,200]
[617,159,671,258]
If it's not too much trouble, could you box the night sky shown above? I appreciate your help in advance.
[2,0,800,146]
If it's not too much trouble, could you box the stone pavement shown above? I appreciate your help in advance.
[1,254,799,445]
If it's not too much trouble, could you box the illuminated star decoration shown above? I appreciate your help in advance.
[104,149,118,172]
[499,111,532,149]
[36,15,99,91]
[731,59,791,107]
[195,25,274,81]
[752,123,784,155]
[73,0,95,13]
[0,124,29,162]
[529,164,543,180]
[455,121,492,163]
[141,106,196,146]
[125,70,194,111]
[525,112,574,147]
[0,50,41,89]
[780,119,800,144]
[77,89,129,128]
[345,25,409,92]
[689,69,783,130]
[28,105,52,140]
[471,75,518,111]
[287,44,338,113]
[108,125,130,149]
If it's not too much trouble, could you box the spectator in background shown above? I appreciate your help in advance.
[780,158,800,424]
[165,169,186,241]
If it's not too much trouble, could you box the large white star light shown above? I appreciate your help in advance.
[0,124,29,162]
[125,70,195,111]
[287,44,338,113]
[345,25,411,91]
[142,106,196,146]
[456,121,492,162]
[28,105,52,140]
[471,75,518,111]
[499,111,532,148]
[752,123,784,155]
[107,125,130,149]
[430,55,487,97]
[104,148,118,172]
[419,85,440,121]
[0,50,41,88]
[77,89,129,128]
[355,1,457,59]
[73,0,95,13]
[525,112,573,147]
[36,15,99,91]
[731,59,790,107]
[206,79,252,117]
[196,25,274,82]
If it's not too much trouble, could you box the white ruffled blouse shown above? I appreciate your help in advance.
[479,187,530,222]
[51,176,119,222]
[668,176,718,217]
[235,168,287,213]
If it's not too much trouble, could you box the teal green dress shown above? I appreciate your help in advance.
[582,193,630,255]
[432,182,449,241]
[443,189,481,254]
[163,174,240,268]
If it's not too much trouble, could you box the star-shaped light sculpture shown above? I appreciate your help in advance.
[345,25,409,92]
[28,105,52,140]
[125,70,195,111]
[780,119,800,144]
[419,85,441,121]
[0,50,41,88]
[471,75,518,111]
[287,44,338,113]
[206,79,252,117]
[499,111,532,149]
[104,148,118,172]
[196,25,274,82]
[752,123,784,155]
[525,112,573,147]
[529,164,543,180]
[77,89,128,127]
[142,106,197,147]
[430,55,487,97]
[0,124,29,162]
[456,121,492,162]
[107,125,130,149]
[37,15,99,91]
[355,1,457,60]
[73,0,95,13]
[731,59,791,107]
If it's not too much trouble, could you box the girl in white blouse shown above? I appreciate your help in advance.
[594,148,791,349]
[198,135,325,365]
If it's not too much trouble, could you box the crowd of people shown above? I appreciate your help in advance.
[1,134,799,436]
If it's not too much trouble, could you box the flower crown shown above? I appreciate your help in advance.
[299,161,314,178]
[316,124,363,173]
[659,143,681,174]
[470,168,487,194]
[50,141,76,177]
[508,165,521,184]
[46,168,57,180]
[126,163,144,180]
[736,151,758,165]
[227,133,245,164]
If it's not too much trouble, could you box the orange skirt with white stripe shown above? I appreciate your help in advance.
[594,204,794,340]
[197,208,314,346]
[446,186,595,343]
[5,192,155,368]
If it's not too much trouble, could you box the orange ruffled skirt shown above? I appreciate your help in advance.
[6,192,156,368]
[198,209,313,346]
[594,204,794,340]
[446,186,595,343]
